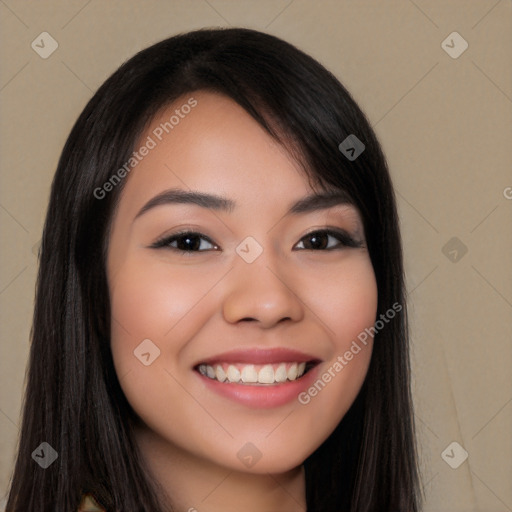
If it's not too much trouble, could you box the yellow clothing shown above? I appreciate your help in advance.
[78,493,105,511]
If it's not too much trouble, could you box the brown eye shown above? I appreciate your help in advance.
[150,231,218,252]
[294,229,363,251]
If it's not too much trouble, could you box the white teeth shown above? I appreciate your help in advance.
[274,363,288,382]
[258,364,274,384]
[241,365,258,383]
[198,361,310,384]
[215,364,226,382]
[226,365,241,383]
[287,362,298,380]
[206,365,216,379]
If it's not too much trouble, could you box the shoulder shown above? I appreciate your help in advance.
[78,493,105,512]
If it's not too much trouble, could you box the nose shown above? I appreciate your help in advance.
[222,253,304,329]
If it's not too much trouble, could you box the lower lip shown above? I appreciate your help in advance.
[195,364,321,408]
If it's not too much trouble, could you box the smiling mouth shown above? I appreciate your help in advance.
[194,361,318,385]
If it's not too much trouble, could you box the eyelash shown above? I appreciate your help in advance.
[149,228,364,254]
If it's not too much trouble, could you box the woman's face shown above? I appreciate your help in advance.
[106,91,378,474]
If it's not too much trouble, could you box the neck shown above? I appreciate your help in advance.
[133,424,307,512]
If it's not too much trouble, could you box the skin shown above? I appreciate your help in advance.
[106,91,378,512]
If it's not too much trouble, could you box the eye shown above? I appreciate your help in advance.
[150,231,218,253]
[294,229,364,251]
[150,228,364,254]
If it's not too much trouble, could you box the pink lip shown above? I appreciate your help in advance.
[194,361,322,409]
[195,347,320,366]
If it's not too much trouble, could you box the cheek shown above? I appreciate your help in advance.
[110,253,214,335]
[108,255,214,374]
[306,254,378,343]
[295,255,378,431]
[107,256,218,440]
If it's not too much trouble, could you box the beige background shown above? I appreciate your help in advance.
[1,1,511,510]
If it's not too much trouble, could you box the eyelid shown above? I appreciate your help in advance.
[149,227,364,252]
[149,229,218,251]
[296,227,365,249]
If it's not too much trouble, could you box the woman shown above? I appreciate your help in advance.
[6,27,423,511]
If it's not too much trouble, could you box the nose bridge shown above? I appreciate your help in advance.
[221,240,304,327]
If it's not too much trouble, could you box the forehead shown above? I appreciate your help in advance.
[114,91,320,218]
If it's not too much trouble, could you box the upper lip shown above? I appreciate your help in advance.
[194,348,322,367]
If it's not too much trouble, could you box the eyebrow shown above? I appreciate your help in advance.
[133,187,354,221]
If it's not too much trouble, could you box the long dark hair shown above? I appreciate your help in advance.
[6,27,423,511]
